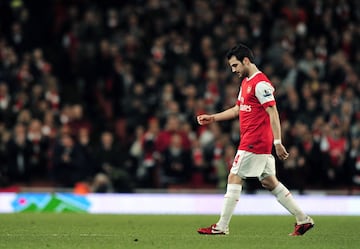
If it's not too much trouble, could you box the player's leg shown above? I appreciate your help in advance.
[216,173,243,231]
[261,175,308,222]
[198,151,245,235]
[260,155,314,235]
[197,173,243,235]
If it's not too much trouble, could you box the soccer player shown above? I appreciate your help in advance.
[196,44,314,236]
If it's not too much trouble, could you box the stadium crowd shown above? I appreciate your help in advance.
[0,0,359,193]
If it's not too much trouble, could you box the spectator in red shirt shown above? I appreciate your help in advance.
[155,114,191,153]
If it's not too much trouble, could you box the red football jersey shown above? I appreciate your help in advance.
[236,71,276,154]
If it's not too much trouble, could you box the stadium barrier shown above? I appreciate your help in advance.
[0,192,359,215]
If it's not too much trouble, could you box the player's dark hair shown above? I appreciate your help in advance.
[226,43,255,63]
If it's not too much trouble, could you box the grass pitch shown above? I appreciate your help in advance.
[0,214,359,249]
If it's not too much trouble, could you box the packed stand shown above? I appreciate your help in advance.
[0,0,359,193]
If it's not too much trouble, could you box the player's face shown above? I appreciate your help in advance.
[228,56,249,78]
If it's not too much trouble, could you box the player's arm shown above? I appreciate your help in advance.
[197,105,239,125]
[266,105,289,160]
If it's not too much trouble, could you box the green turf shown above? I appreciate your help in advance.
[0,214,359,249]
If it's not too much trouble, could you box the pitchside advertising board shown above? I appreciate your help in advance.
[0,193,359,215]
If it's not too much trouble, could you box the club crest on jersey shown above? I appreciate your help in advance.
[263,89,272,97]
[247,86,252,93]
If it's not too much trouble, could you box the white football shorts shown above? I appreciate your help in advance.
[230,150,276,180]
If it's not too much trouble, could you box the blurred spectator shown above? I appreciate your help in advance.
[161,133,192,187]
[27,118,50,179]
[344,137,360,192]
[9,22,26,55]
[300,125,323,187]
[52,133,86,187]
[190,137,207,187]
[94,131,134,192]
[77,127,95,180]
[124,83,149,128]
[44,77,60,113]
[90,172,113,193]
[136,118,161,188]
[156,114,191,153]
[320,125,348,187]
[129,124,145,173]
[67,104,92,136]
[42,110,58,141]
[5,123,32,184]
[211,136,232,189]
[279,145,307,194]
[0,83,11,113]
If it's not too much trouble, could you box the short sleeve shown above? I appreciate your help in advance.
[255,81,275,107]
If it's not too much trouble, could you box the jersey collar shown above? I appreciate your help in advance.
[247,71,261,81]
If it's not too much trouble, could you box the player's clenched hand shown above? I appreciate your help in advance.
[197,114,215,125]
[275,144,289,160]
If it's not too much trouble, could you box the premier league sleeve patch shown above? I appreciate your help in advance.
[255,81,275,104]
[263,89,272,97]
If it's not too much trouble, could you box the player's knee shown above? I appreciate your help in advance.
[260,177,278,190]
[228,173,242,184]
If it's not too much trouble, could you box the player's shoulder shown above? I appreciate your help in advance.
[253,72,274,89]
[254,71,271,83]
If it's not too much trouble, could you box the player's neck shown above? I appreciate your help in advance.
[247,64,260,78]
